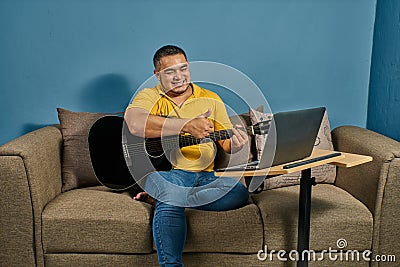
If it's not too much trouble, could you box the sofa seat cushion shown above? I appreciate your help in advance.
[42,187,153,254]
[184,202,263,253]
[252,184,373,252]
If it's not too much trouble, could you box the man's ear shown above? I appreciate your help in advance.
[154,69,161,80]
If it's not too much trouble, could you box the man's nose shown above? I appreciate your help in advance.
[173,70,184,80]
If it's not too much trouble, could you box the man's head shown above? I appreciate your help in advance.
[153,45,191,95]
[153,45,187,71]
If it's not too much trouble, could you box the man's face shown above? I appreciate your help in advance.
[155,54,191,95]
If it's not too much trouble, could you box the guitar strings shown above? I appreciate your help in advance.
[124,130,233,147]
[124,135,230,152]
[122,123,268,153]
[121,124,268,156]
[123,130,233,153]
[121,124,265,149]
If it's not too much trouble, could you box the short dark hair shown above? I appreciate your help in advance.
[153,45,187,70]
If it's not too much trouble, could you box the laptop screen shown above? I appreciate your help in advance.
[258,107,326,168]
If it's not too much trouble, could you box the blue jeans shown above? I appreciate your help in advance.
[144,169,249,267]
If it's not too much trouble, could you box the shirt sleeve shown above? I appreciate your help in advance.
[125,88,160,113]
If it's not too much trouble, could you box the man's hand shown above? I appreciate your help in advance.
[182,108,213,139]
[229,125,249,153]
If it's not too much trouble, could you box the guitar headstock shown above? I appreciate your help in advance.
[247,120,271,135]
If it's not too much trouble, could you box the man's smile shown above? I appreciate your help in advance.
[172,80,188,89]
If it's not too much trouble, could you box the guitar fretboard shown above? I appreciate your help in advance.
[179,129,233,147]
[145,129,234,153]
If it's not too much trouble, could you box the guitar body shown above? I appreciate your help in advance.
[88,116,172,191]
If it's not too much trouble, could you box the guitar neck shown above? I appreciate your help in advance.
[150,129,233,152]
[179,129,233,148]
[144,122,269,155]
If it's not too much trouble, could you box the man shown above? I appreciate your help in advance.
[124,45,249,266]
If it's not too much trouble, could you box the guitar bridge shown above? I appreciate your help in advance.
[122,135,132,166]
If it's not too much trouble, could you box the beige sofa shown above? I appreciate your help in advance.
[1,122,399,266]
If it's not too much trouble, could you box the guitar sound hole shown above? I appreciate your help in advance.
[145,138,165,158]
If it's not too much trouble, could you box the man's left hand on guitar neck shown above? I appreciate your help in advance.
[220,125,249,154]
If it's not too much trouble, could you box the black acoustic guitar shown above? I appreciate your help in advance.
[88,115,270,191]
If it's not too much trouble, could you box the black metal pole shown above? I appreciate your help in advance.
[297,168,316,267]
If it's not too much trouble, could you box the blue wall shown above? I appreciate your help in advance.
[0,0,376,145]
[368,0,400,141]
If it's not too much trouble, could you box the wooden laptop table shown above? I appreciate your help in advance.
[215,149,372,267]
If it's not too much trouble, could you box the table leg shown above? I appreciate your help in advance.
[297,168,316,267]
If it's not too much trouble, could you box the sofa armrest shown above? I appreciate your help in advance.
[0,125,63,267]
[332,125,400,261]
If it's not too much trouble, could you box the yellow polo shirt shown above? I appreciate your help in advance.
[126,83,232,172]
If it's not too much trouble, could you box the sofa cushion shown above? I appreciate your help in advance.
[184,202,264,253]
[42,186,264,255]
[57,108,105,192]
[42,186,154,254]
[249,106,273,161]
[252,184,373,252]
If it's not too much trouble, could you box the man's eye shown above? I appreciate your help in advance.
[164,70,174,75]
[180,67,188,71]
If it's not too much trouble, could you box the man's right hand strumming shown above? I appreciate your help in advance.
[181,108,213,139]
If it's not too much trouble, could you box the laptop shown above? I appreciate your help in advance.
[215,107,326,172]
